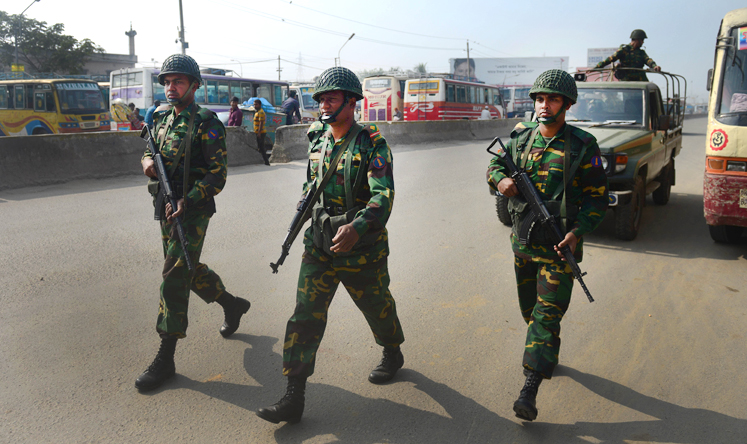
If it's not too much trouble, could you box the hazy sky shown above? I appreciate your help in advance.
[10,0,746,103]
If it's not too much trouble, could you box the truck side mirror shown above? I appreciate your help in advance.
[574,72,587,82]
[658,115,671,131]
[706,68,713,92]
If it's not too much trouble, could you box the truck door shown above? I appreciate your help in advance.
[648,88,666,181]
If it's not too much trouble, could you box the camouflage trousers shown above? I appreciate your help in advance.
[514,256,574,379]
[282,247,405,378]
[157,212,228,338]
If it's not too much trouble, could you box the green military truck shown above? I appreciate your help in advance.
[492,69,686,240]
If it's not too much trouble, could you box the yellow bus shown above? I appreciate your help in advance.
[0,79,111,136]
[704,7,747,242]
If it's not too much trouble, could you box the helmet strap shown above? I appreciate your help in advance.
[167,80,199,107]
[537,105,565,124]
[319,92,351,124]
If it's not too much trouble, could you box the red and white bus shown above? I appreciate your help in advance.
[362,75,408,122]
[403,77,505,121]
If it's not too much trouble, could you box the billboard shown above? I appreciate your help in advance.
[449,57,569,86]
[587,48,619,67]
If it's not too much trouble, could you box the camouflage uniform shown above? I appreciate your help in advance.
[487,121,608,378]
[144,101,230,338]
[594,44,658,81]
[282,121,404,378]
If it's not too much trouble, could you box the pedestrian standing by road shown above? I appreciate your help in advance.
[144,100,160,128]
[253,99,270,165]
[257,66,406,425]
[136,54,251,392]
[280,90,302,125]
[594,29,662,81]
[227,96,242,127]
[486,69,609,421]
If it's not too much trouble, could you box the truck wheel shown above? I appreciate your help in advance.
[495,194,512,226]
[652,159,673,205]
[708,224,744,243]
[614,175,644,240]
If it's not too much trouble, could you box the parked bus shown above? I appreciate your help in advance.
[403,76,505,121]
[362,75,408,122]
[704,7,747,242]
[499,85,532,118]
[0,79,110,136]
[110,67,289,129]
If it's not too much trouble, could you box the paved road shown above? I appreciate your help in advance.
[1,117,745,443]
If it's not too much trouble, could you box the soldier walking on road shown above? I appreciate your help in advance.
[257,67,406,424]
[486,69,609,421]
[136,54,251,392]
[594,29,662,81]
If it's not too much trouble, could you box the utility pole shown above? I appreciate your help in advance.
[277,56,282,81]
[177,0,188,54]
[13,0,41,72]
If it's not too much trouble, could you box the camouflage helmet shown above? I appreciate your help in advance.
[630,29,647,40]
[158,54,202,86]
[312,66,363,101]
[529,69,577,104]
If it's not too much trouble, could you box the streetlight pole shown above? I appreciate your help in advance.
[336,33,355,67]
[231,59,243,77]
[13,0,41,71]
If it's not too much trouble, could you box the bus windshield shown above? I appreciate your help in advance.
[365,78,391,89]
[567,88,645,126]
[301,92,317,110]
[56,82,107,114]
[717,26,747,123]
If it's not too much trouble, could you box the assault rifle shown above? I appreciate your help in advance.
[487,137,594,303]
[270,186,316,273]
[140,126,194,272]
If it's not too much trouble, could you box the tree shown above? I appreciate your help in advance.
[0,11,103,74]
[413,63,427,74]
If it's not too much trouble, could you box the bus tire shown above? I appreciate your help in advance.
[614,174,644,240]
[708,224,744,243]
[652,159,673,205]
[495,194,512,226]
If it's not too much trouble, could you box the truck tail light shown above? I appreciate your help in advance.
[615,154,628,173]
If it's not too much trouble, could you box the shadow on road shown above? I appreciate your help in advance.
[587,192,747,260]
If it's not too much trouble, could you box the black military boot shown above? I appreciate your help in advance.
[218,295,251,338]
[256,377,306,424]
[135,336,177,391]
[513,369,543,421]
[368,346,404,384]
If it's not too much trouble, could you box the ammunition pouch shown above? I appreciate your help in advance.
[509,196,578,245]
[311,203,380,256]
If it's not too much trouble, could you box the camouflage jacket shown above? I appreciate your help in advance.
[594,44,658,81]
[144,102,227,215]
[302,121,394,265]
[487,122,609,262]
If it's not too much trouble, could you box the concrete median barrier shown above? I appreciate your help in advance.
[0,126,268,191]
[270,118,522,162]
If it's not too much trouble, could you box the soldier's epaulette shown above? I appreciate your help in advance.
[569,125,596,145]
[510,121,536,138]
[198,107,216,121]
[361,123,385,145]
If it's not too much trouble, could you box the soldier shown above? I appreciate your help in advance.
[257,67,405,424]
[594,29,662,81]
[486,69,609,421]
[136,54,251,392]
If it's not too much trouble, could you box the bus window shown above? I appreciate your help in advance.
[26,85,34,109]
[14,85,24,109]
[35,92,45,111]
[447,84,455,102]
[240,83,252,103]
[206,80,218,104]
[456,86,466,103]
[230,82,241,101]
[274,85,284,106]
[0,87,8,109]
[112,71,143,87]
[46,92,55,112]
[218,81,229,104]
[151,75,166,102]
[494,91,502,106]
[193,83,206,104]
[717,27,747,120]
[257,85,271,101]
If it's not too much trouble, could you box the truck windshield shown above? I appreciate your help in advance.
[716,26,747,125]
[567,88,645,126]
